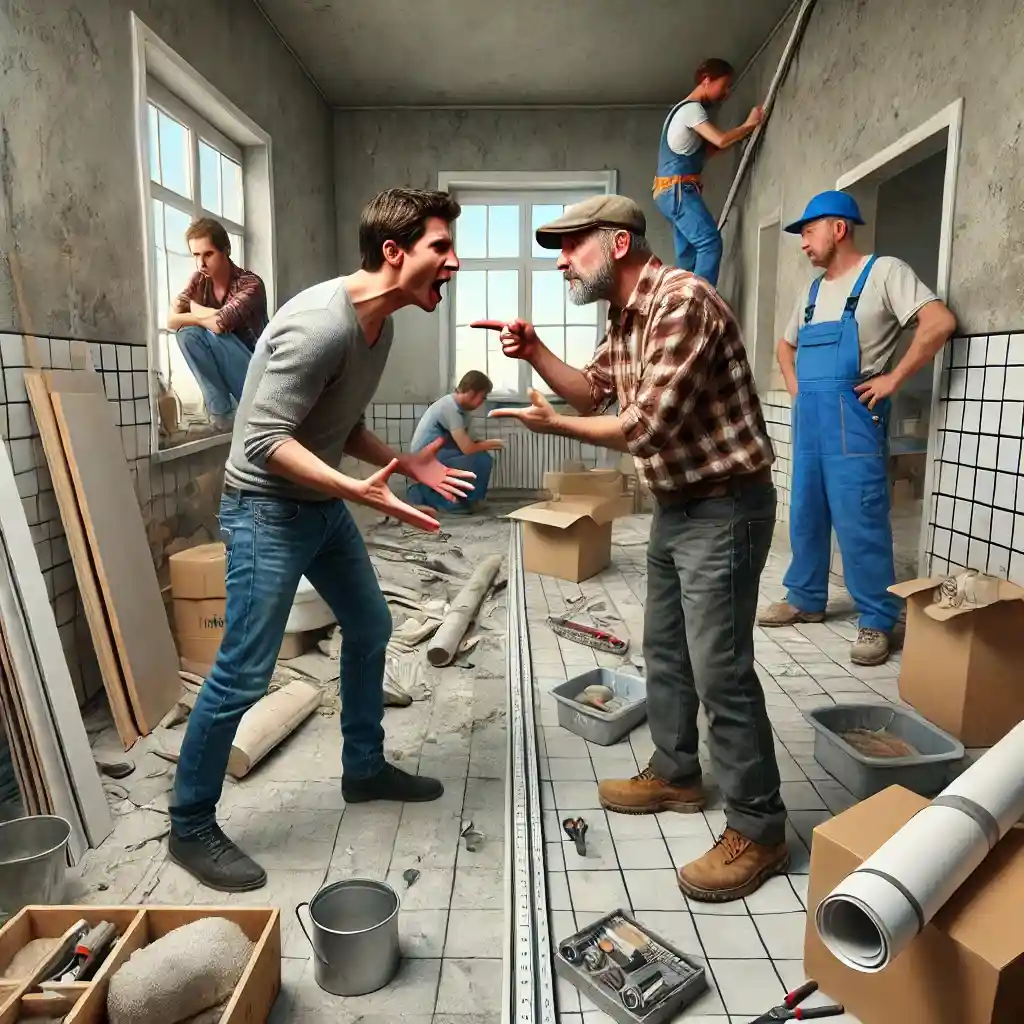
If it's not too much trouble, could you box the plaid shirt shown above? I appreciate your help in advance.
[174,263,268,350]
[582,256,773,493]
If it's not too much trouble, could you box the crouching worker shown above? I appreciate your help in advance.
[407,370,504,515]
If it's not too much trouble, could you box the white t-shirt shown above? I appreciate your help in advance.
[666,101,709,156]
[783,256,938,377]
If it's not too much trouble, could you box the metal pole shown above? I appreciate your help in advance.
[717,0,819,231]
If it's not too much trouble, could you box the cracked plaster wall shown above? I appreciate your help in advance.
[700,0,1024,344]
[0,0,336,340]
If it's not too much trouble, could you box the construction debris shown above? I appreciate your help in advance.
[427,555,503,667]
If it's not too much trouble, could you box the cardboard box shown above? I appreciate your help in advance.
[804,785,1024,1024]
[508,494,632,582]
[890,575,1024,746]
[169,542,226,599]
[173,596,226,638]
[542,467,624,499]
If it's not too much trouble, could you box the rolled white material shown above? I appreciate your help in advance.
[816,718,1024,972]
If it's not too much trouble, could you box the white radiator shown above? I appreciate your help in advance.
[490,430,585,491]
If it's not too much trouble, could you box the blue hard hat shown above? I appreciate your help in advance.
[784,190,865,234]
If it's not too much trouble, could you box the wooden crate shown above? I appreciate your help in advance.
[0,905,280,1024]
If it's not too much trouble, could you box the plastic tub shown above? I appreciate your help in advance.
[551,669,647,746]
[804,702,965,799]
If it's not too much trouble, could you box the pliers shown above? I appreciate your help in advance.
[562,816,588,856]
[748,980,844,1022]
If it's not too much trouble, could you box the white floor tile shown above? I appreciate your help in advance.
[693,913,768,958]
[568,870,630,913]
[710,957,785,1016]
[615,837,674,870]
[754,910,808,960]
[623,868,689,911]
[630,910,703,957]
[744,874,804,914]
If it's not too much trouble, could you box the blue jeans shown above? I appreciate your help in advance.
[176,327,252,417]
[169,492,392,838]
[407,446,493,513]
[655,184,723,286]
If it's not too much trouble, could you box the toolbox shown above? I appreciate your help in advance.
[554,909,708,1023]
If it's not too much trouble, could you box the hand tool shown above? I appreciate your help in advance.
[747,980,845,1021]
[562,815,588,856]
[548,615,630,655]
[58,921,118,982]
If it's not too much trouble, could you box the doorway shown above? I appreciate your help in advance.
[831,100,963,582]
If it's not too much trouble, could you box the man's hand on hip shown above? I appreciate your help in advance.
[855,372,899,410]
[489,388,561,434]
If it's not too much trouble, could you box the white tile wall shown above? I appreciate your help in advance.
[763,390,793,523]
[927,332,1024,584]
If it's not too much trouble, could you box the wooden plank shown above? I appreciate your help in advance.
[24,371,139,749]
[0,639,48,818]
[0,663,37,815]
[49,386,181,736]
[0,440,112,853]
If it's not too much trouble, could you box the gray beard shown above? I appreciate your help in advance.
[567,259,615,306]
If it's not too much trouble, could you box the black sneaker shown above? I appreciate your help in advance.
[168,823,267,892]
[342,763,444,804]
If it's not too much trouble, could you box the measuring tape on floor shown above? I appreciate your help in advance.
[502,523,556,1024]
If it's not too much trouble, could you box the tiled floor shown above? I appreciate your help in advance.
[69,506,947,1023]
[72,510,514,1024]
[529,514,907,1024]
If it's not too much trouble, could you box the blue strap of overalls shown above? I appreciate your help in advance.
[803,255,878,324]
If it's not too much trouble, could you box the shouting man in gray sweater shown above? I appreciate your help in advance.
[168,189,473,892]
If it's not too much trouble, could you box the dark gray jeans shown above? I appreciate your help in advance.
[645,482,787,846]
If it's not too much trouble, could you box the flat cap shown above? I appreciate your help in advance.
[535,194,646,250]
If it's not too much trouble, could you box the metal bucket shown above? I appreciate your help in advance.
[296,878,401,996]
[0,816,71,918]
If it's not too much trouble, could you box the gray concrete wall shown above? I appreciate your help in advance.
[701,0,1024,342]
[334,107,674,402]
[0,0,336,340]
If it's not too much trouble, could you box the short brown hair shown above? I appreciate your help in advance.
[694,58,734,85]
[456,370,493,395]
[185,217,231,254]
[359,188,462,271]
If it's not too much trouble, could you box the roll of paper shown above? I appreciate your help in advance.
[816,719,1024,972]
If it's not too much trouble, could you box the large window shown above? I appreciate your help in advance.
[133,15,275,460]
[444,178,614,400]
[146,79,246,428]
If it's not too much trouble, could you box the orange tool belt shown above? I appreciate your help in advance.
[652,173,703,198]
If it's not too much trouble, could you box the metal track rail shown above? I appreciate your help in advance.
[502,522,556,1024]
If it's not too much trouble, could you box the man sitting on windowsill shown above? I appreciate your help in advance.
[167,217,268,433]
[406,370,504,515]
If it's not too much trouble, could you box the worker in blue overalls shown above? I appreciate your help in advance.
[653,57,764,287]
[759,191,956,664]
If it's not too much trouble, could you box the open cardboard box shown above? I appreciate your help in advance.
[0,906,280,1024]
[804,785,1024,1024]
[542,467,624,499]
[891,575,1024,745]
[508,493,632,582]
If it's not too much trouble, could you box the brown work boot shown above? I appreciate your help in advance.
[850,627,890,666]
[597,766,705,815]
[677,828,789,903]
[757,601,825,627]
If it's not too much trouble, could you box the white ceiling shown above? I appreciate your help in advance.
[256,0,794,107]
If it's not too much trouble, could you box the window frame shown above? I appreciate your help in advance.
[438,171,617,404]
[131,14,276,462]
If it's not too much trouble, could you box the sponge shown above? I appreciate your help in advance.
[107,918,253,1024]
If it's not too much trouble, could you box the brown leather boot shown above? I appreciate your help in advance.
[597,766,705,815]
[677,827,789,903]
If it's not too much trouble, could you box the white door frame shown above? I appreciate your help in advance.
[835,98,964,577]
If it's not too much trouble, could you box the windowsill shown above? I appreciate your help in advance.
[152,430,232,462]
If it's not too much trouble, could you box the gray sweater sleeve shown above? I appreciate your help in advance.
[242,308,342,467]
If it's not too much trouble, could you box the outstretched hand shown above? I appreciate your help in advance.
[488,388,561,434]
[398,437,476,502]
[355,460,441,532]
